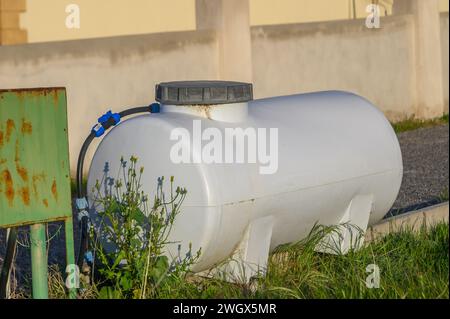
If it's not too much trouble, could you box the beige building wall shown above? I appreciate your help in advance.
[21,0,337,43]
[21,0,197,43]
[440,0,450,12]
[250,0,393,25]
[0,0,27,44]
[19,0,448,44]
[442,13,449,112]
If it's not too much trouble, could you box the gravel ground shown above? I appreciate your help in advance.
[0,124,449,289]
[388,124,449,216]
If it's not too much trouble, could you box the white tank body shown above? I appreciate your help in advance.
[87,91,403,274]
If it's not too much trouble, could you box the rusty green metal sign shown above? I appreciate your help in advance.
[0,88,72,226]
[0,87,75,299]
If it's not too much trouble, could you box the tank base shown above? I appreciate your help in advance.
[199,215,274,283]
[197,195,374,282]
[316,195,373,254]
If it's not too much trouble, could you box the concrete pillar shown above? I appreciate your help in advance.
[393,0,445,118]
[0,0,27,45]
[196,0,253,83]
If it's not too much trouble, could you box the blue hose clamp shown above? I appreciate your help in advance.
[91,123,105,138]
[84,251,94,264]
[150,102,160,113]
[92,110,121,137]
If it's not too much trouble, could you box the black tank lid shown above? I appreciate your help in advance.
[155,80,253,105]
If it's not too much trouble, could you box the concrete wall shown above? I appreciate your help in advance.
[441,13,449,113]
[0,10,448,173]
[367,202,449,242]
[251,15,417,121]
[196,0,252,82]
[0,30,218,172]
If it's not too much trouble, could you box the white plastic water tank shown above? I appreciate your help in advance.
[87,81,403,280]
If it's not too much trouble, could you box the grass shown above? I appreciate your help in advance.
[157,222,449,299]
[40,222,448,299]
[439,187,449,202]
[392,114,449,133]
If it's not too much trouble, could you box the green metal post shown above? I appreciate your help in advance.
[30,223,48,299]
[65,219,77,299]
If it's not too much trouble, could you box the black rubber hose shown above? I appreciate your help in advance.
[75,105,152,268]
[77,216,89,268]
[119,106,151,118]
[76,133,95,199]
[0,228,18,299]
[76,105,152,199]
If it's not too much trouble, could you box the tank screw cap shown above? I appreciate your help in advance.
[155,80,253,105]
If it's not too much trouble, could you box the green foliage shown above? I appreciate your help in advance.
[152,223,449,299]
[26,221,449,299]
[439,187,449,202]
[391,114,449,133]
[91,156,200,299]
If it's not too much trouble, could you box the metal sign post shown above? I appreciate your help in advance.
[0,87,76,299]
